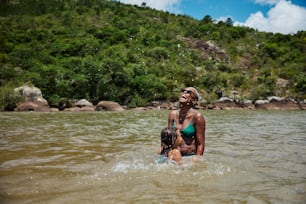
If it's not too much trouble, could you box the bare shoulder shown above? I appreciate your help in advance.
[192,109,203,117]
[169,110,177,118]
[192,110,205,121]
[168,110,177,125]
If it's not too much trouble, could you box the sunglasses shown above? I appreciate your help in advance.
[181,89,192,94]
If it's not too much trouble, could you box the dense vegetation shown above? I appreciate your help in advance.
[0,0,305,110]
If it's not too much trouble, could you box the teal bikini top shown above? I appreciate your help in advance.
[173,114,196,137]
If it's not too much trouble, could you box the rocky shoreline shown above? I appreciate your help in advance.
[13,97,306,112]
[10,85,306,112]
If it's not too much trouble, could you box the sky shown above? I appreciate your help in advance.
[116,0,306,34]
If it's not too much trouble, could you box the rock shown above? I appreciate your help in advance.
[75,99,93,107]
[14,85,48,105]
[207,104,216,109]
[15,101,50,112]
[217,97,234,103]
[254,100,269,105]
[214,97,255,110]
[215,97,238,110]
[50,108,59,112]
[267,96,284,103]
[95,101,124,111]
[241,100,255,109]
[14,85,50,112]
[63,107,81,112]
[80,106,95,111]
[160,102,171,109]
[178,37,227,61]
[149,101,161,107]
[195,41,210,52]
[276,78,289,88]
[206,40,216,49]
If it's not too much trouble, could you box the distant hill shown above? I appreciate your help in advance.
[0,0,305,110]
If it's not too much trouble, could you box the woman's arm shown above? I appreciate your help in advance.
[168,110,177,127]
[194,112,206,158]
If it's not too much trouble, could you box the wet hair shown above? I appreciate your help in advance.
[160,127,177,156]
[160,127,177,148]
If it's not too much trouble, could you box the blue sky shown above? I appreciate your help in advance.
[116,0,306,34]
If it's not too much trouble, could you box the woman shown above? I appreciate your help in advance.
[167,87,206,162]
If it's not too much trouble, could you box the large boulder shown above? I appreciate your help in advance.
[241,99,255,109]
[15,101,50,112]
[215,97,240,110]
[267,96,284,103]
[254,99,269,105]
[216,97,234,103]
[75,99,93,107]
[14,85,48,105]
[14,85,50,112]
[95,101,124,111]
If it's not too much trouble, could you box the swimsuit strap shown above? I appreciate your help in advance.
[175,110,179,122]
[189,113,195,123]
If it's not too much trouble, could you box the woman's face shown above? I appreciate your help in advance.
[179,88,194,103]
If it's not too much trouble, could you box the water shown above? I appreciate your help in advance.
[0,110,305,204]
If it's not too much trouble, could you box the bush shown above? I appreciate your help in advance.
[0,84,23,111]
[127,93,148,108]
[229,73,246,88]
[249,84,271,101]
[295,74,306,97]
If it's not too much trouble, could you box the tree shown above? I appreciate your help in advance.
[141,2,146,7]
[294,74,306,98]
[200,15,213,24]
[225,17,233,26]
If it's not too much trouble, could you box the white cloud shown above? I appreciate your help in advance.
[252,0,281,5]
[236,0,306,34]
[118,0,180,13]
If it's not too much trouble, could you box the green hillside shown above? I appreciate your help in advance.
[0,0,305,110]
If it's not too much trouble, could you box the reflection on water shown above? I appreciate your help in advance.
[0,110,305,203]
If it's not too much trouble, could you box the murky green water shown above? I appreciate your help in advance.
[0,110,305,204]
